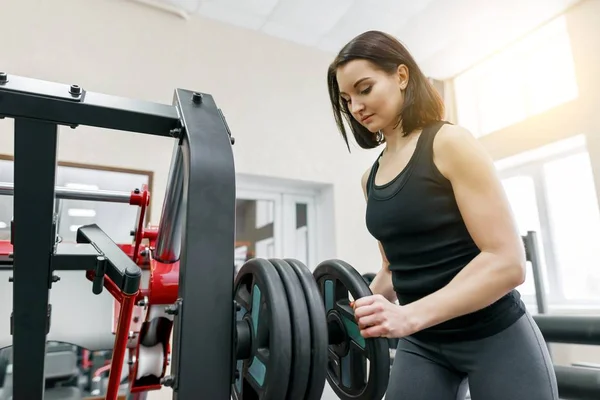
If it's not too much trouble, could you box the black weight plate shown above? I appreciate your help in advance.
[269,258,311,400]
[362,272,376,285]
[313,259,390,400]
[232,258,292,400]
[284,258,328,400]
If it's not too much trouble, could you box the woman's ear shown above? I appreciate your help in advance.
[397,64,409,90]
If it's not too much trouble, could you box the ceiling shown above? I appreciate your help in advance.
[137,0,581,79]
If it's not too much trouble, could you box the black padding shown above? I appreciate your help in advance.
[533,315,600,345]
[555,365,600,400]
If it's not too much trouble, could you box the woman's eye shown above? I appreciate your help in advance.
[360,86,372,95]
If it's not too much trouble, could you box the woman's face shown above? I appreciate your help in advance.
[336,59,408,133]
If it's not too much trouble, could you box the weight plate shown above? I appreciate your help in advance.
[313,259,390,400]
[269,258,311,400]
[362,272,376,285]
[232,258,292,400]
[284,258,328,400]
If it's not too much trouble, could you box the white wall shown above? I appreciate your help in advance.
[0,0,382,398]
[0,0,382,270]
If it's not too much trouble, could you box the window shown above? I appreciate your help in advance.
[497,135,600,307]
[0,158,151,244]
[543,152,600,301]
[454,16,579,137]
[235,181,323,273]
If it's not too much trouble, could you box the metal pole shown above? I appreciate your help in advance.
[154,143,184,263]
[524,231,549,314]
[12,118,59,399]
[0,182,132,204]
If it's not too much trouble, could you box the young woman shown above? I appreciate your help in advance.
[327,30,558,400]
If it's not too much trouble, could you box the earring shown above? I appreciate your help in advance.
[376,130,384,143]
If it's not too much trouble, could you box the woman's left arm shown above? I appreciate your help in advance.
[406,124,526,331]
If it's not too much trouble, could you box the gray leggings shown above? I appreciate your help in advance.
[386,312,558,399]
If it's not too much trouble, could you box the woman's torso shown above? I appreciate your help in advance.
[365,121,525,343]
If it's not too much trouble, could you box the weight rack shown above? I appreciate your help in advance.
[0,72,237,399]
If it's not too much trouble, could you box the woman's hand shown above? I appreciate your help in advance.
[352,294,420,339]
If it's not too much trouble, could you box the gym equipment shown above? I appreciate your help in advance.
[313,259,390,400]
[524,230,600,400]
[0,343,83,400]
[267,258,312,400]
[522,231,548,314]
[232,258,293,400]
[361,272,376,285]
[533,314,600,400]
[0,72,236,400]
[284,258,329,400]
[232,257,329,400]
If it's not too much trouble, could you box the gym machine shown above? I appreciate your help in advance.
[0,71,237,400]
[0,72,393,400]
[524,231,600,400]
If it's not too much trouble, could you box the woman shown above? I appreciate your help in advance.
[327,30,558,399]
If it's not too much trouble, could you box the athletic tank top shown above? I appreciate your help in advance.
[365,121,525,342]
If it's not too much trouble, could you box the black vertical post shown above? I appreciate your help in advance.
[12,119,59,399]
[169,90,236,400]
[524,231,548,314]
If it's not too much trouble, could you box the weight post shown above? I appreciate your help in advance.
[166,89,237,399]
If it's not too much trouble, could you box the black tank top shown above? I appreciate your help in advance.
[365,121,525,342]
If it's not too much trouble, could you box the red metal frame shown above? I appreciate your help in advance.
[1,185,179,400]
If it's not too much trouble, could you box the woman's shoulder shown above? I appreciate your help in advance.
[431,123,490,179]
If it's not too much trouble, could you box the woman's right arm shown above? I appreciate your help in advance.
[361,169,397,303]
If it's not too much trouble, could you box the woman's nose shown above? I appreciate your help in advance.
[351,101,364,115]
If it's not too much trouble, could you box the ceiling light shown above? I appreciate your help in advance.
[66,183,99,191]
[68,208,97,217]
[69,225,83,232]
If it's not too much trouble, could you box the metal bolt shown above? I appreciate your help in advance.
[137,296,148,307]
[0,72,7,84]
[192,92,203,104]
[165,304,179,315]
[69,84,82,95]
[161,375,176,387]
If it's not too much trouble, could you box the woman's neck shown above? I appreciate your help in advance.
[381,126,418,155]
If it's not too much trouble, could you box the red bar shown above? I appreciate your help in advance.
[105,293,137,400]
[148,259,179,305]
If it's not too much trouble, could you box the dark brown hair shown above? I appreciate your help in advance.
[327,30,445,151]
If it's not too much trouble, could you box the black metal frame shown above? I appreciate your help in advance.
[0,72,236,399]
[523,231,549,314]
[524,231,600,399]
